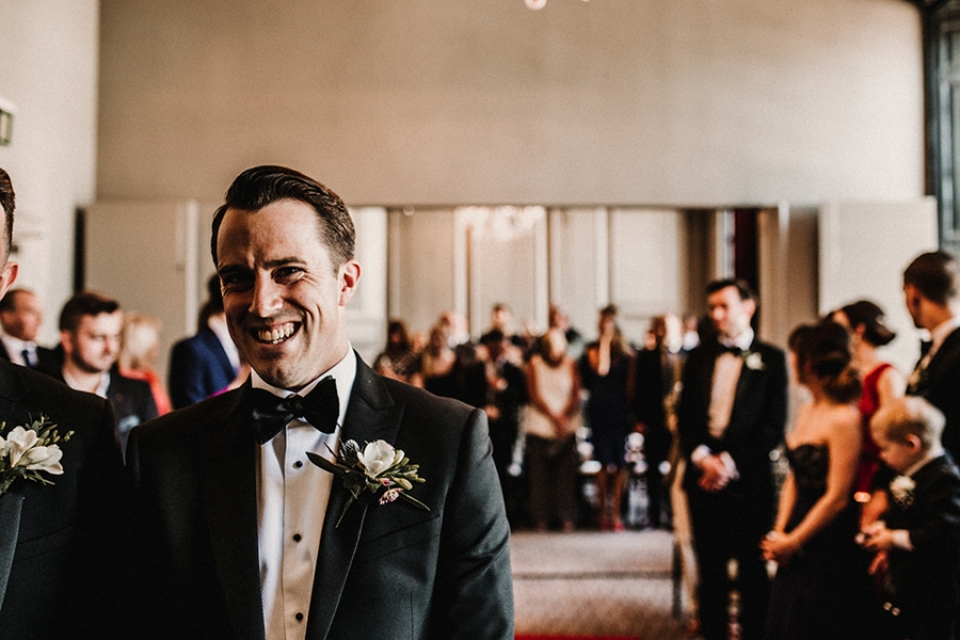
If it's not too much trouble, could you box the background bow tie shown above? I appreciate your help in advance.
[719,344,742,356]
[250,377,339,444]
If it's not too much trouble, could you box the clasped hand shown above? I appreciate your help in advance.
[697,454,734,492]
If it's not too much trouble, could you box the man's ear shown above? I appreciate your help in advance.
[59,329,72,354]
[338,259,361,306]
[0,260,18,299]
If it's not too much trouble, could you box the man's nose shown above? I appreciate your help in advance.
[250,275,283,317]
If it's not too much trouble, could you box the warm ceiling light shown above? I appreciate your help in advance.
[525,0,547,9]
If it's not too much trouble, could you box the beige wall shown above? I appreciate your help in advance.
[0,0,100,344]
[97,0,923,207]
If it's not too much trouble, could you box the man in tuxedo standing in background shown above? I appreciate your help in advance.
[0,168,128,640]
[903,250,960,461]
[127,165,513,640]
[0,288,58,371]
[677,279,788,640]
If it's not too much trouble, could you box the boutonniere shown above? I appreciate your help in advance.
[906,365,928,394]
[0,416,73,496]
[742,350,764,371]
[890,475,916,509]
[307,439,428,527]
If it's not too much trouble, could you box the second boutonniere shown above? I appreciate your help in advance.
[890,474,916,509]
[307,439,428,527]
[0,416,73,497]
[742,350,764,371]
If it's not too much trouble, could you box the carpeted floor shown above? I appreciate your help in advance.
[512,529,693,640]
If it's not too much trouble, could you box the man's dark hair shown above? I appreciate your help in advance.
[903,251,960,306]
[59,291,120,333]
[210,165,356,270]
[706,278,755,302]
[0,288,30,313]
[0,168,15,260]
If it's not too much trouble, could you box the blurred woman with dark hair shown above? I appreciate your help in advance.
[762,321,875,639]
[831,300,906,518]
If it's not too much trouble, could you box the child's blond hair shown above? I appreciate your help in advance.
[871,396,945,452]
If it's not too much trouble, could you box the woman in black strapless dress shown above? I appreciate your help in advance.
[762,322,877,640]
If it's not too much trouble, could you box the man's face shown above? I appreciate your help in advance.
[65,311,122,374]
[1,291,42,341]
[707,285,755,340]
[903,283,923,329]
[216,199,360,391]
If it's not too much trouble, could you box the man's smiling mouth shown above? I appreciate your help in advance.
[255,322,299,344]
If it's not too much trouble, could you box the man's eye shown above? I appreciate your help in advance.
[275,267,303,283]
[220,273,253,288]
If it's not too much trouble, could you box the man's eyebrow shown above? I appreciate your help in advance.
[218,257,307,273]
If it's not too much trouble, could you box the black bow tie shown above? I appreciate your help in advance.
[250,377,339,444]
[719,344,742,356]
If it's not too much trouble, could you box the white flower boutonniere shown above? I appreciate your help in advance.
[743,351,764,371]
[0,416,73,496]
[307,439,428,527]
[890,475,916,509]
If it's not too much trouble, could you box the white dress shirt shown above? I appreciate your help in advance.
[255,349,357,640]
[692,328,755,472]
[0,334,37,367]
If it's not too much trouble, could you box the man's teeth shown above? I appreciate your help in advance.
[257,324,295,344]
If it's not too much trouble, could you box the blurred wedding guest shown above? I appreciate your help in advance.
[762,321,875,640]
[861,397,960,640]
[373,319,422,386]
[477,329,527,525]
[680,313,701,354]
[0,288,58,371]
[677,279,787,640]
[580,304,634,531]
[0,168,129,640]
[529,303,585,361]
[168,274,242,409]
[119,312,172,416]
[831,300,905,520]
[480,302,526,352]
[420,324,462,400]
[525,328,581,531]
[55,291,158,459]
[902,251,960,463]
[633,313,684,529]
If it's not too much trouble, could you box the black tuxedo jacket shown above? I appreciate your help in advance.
[911,327,960,462]
[677,338,788,508]
[882,454,960,640]
[633,347,681,461]
[0,359,128,640]
[127,356,514,640]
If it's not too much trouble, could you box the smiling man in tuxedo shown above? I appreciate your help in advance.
[0,168,127,640]
[127,165,513,640]
[677,279,788,640]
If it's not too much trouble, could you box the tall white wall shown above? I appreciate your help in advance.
[0,0,99,344]
[96,0,923,207]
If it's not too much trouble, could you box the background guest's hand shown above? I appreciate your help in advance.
[761,530,799,563]
[697,454,732,492]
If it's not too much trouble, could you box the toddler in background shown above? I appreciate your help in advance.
[860,396,960,640]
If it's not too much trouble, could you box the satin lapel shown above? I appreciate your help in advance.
[0,492,23,613]
[728,343,761,437]
[0,363,30,613]
[201,382,265,640]
[926,328,960,386]
[305,358,404,640]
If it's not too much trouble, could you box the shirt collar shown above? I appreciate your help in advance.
[0,334,35,356]
[250,346,357,429]
[721,327,754,352]
[63,369,111,399]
